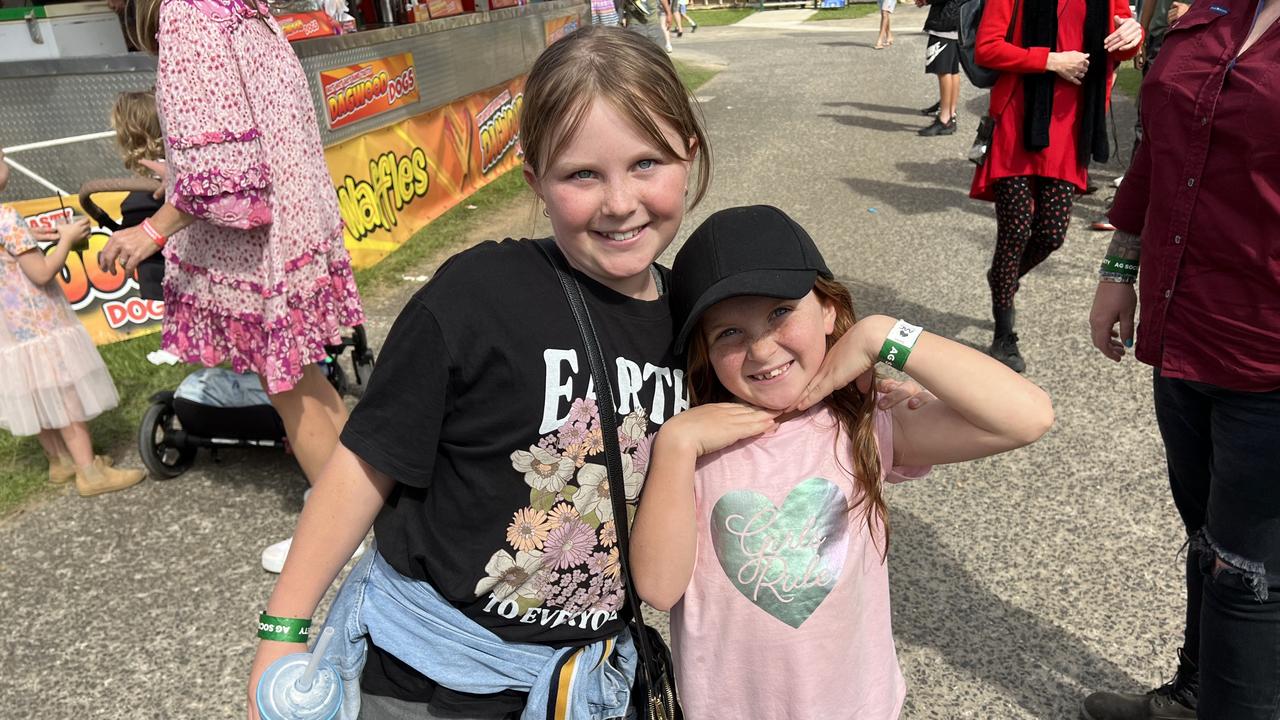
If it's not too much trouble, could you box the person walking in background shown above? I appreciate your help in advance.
[674,0,698,34]
[1082,0,1280,717]
[969,0,1141,371]
[590,0,619,26]
[659,0,675,51]
[103,0,366,572]
[876,0,897,49]
[0,150,147,497]
[916,0,961,133]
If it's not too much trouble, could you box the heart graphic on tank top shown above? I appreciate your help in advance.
[710,477,849,628]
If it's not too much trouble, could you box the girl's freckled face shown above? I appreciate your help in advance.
[526,99,692,298]
[702,291,836,410]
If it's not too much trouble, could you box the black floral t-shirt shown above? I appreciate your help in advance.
[341,239,684,701]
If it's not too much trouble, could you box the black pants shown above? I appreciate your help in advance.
[1153,370,1280,719]
[988,176,1075,310]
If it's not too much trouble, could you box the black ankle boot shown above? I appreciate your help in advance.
[989,307,1026,373]
[1079,648,1198,720]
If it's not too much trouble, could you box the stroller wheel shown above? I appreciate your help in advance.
[138,400,197,479]
[321,357,350,396]
[349,325,376,397]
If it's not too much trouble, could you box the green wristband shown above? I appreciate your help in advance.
[1100,255,1139,278]
[257,612,311,643]
[878,319,923,371]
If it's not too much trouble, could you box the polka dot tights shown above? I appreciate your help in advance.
[988,176,1075,310]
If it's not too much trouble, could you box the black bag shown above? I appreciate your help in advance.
[968,114,997,165]
[957,0,1020,88]
[536,240,683,720]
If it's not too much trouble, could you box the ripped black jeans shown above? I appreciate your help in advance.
[1153,370,1280,719]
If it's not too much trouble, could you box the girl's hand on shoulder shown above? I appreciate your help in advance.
[662,403,778,457]
[875,377,935,411]
[792,315,894,412]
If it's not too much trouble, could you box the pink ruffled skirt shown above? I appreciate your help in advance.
[0,325,119,436]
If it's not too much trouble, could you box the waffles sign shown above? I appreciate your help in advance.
[321,53,420,130]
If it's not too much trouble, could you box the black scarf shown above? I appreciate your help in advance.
[1021,0,1111,164]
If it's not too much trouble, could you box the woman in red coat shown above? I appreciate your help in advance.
[969,0,1142,371]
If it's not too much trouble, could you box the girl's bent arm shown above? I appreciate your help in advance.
[798,315,1054,467]
[631,429,700,612]
[631,404,777,611]
[246,444,394,720]
[15,218,90,286]
[263,444,392,616]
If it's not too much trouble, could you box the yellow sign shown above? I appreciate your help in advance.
[325,76,527,269]
[8,195,163,345]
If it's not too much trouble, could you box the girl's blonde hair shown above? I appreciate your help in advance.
[126,0,162,54]
[521,26,711,208]
[684,277,890,558]
[111,90,164,176]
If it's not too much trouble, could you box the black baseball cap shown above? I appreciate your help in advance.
[671,205,832,354]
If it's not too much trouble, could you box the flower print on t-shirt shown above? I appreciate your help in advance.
[477,397,653,622]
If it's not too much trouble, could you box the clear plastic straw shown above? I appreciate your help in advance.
[296,627,336,693]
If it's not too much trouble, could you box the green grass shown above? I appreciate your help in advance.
[686,7,757,25]
[0,60,722,518]
[353,170,531,291]
[1114,63,1142,100]
[674,58,720,92]
[805,2,878,20]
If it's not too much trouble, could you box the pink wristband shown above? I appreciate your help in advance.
[141,218,167,248]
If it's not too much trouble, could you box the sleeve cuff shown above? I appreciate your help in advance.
[171,164,273,229]
[1028,46,1051,71]
[886,464,932,484]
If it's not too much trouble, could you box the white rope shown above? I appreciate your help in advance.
[2,156,70,197]
[2,130,115,154]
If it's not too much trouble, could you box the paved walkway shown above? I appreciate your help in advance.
[0,13,1182,720]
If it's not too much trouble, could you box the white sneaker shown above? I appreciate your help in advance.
[261,536,293,573]
[262,487,365,573]
[665,43,673,53]
[261,535,366,573]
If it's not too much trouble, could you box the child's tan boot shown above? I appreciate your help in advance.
[75,457,145,497]
[47,454,77,485]
[50,454,115,486]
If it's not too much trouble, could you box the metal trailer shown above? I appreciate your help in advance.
[0,0,668,202]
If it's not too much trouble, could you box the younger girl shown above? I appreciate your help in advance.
[0,149,147,496]
[631,205,1055,719]
[108,89,165,301]
[248,26,710,720]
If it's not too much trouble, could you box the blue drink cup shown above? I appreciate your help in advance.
[256,627,343,720]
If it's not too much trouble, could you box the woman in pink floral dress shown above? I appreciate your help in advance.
[104,0,365,567]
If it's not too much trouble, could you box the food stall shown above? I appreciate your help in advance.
[0,0,613,344]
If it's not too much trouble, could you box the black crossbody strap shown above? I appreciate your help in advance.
[534,239,661,685]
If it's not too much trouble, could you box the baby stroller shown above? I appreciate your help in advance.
[79,178,376,479]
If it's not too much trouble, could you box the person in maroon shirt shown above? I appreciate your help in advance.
[1084,0,1280,717]
[969,0,1142,372]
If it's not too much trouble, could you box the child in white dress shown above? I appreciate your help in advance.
[0,149,145,496]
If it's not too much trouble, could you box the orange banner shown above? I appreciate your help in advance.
[425,0,466,18]
[544,14,579,46]
[321,52,420,130]
[325,75,526,269]
[7,195,163,345]
[276,10,342,41]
